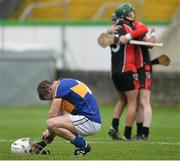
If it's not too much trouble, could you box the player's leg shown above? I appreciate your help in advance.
[30,115,78,155]
[139,88,152,139]
[30,129,55,154]
[108,92,127,140]
[69,114,101,155]
[136,95,143,138]
[47,115,87,153]
[138,63,152,139]
[46,115,77,140]
[47,114,100,155]
[123,89,139,140]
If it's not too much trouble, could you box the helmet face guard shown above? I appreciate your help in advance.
[115,3,133,19]
[112,14,117,24]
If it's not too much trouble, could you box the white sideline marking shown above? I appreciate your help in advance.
[1,139,180,146]
[0,139,13,142]
[90,141,180,146]
[149,141,180,145]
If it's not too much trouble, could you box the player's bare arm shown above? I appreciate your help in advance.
[119,23,148,44]
[42,98,64,144]
[48,98,62,118]
[107,25,120,34]
[142,27,157,47]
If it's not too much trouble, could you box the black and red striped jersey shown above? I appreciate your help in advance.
[135,45,151,69]
[110,20,148,74]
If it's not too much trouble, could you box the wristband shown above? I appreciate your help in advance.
[125,33,132,41]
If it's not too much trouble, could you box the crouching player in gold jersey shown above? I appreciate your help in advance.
[32,78,101,156]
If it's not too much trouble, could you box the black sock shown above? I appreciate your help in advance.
[151,58,159,65]
[136,122,143,136]
[112,118,119,131]
[36,141,47,151]
[142,127,149,137]
[124,126,132,139]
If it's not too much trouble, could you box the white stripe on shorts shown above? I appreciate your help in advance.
[72,116,89,126]
[68,114,101,137]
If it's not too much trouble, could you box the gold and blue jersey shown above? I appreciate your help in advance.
[54,78,101,124]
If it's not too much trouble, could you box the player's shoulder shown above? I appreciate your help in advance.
[57,78,79,92]
[59,78,79,86]
[133,20,146,26]
[54,78,74,98]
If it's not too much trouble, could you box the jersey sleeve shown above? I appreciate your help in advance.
[129,21,148,39]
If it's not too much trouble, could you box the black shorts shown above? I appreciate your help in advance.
[111,71,140,92]
[138,64,152,90]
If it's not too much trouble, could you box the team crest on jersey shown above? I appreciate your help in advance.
[146,72,151,79]
[133,73,139,81]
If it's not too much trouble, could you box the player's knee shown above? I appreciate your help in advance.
[128,101,137,109]
[46,119,56,131]
[140,98,150,108]
[128,106,137,113]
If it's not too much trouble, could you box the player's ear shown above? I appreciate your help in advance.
[48,86,53,93]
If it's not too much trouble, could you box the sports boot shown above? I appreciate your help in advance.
[74,143,91,156]
[108,128,121,140]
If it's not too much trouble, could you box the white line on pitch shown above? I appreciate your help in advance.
[0,139,13,142]
[149,141,180,145]
[1,139,180,146]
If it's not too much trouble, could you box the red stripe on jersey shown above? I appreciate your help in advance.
[123,21,148,70]
[135,46,144,69]
[122,24,137,73]
[124,45,136,72]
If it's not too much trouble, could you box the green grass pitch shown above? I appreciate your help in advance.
[0,105,180,160]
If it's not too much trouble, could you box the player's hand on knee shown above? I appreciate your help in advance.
[45,136,54,144]
[42,130,54,144]
[42,129,50,139]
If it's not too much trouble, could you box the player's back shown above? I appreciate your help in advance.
[55,78,101,124]
[110,21,136,74]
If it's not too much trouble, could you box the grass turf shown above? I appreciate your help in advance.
[0,105,180,160]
